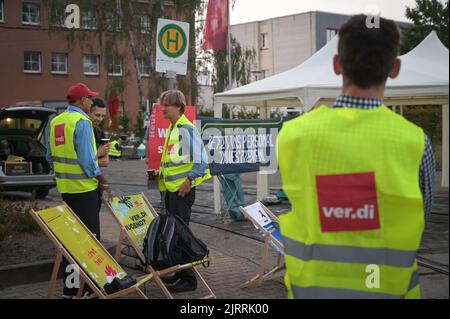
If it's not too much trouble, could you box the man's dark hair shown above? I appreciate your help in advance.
[338,15,400,88]
[91,98,106,111]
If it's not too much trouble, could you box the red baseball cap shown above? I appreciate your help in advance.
[67,83,99,101]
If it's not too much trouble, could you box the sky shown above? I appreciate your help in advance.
[230,0,420,25]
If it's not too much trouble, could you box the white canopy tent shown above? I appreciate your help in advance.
[212,32,449,214]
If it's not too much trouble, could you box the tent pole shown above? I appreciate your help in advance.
[213,99,223,215]
[443,104,449,188]
[257,101,269,200]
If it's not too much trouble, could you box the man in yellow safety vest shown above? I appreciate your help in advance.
[277,15,435,299]
[47,83,113,298]
[153,90,211,293]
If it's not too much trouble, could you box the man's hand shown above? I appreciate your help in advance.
[100,183,113,199]
[178,179,192,198]
[97,143,111,158]
[98,155,110,167]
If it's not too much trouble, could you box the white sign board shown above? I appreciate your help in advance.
[156,18,190,75]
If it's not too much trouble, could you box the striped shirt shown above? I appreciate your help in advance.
[333,94,435,217]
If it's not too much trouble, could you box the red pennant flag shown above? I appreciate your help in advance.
[203,0,229,51]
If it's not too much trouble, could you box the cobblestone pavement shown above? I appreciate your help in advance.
[0,160,447,299]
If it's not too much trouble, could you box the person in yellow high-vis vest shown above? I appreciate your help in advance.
[277,15,435,299]
[150,90,211,293]
[47,83,113,299]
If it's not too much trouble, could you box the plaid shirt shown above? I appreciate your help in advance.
[334,94,435,217]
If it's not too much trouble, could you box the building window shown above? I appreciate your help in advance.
[139,15,151,34]
[51,53,68,74]
[83,54,100,75]
[0,0,5,23]
[81,10,97,30]
[24,51,41,73]
[108,56,123,76]
[22,3,40,25]
[326,28,338,43]
[261,33,269,49]
[50,6,65,27]
[106,13,122,32]
[137,57,150,77]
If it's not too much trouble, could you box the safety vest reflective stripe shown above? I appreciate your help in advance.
[52,157,79,165]
[165,172,190,182]
[283,237,417,268]
[163,161,190,168]
[291,285,404,299]
[55,172,89,180]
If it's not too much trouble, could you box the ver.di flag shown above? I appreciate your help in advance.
[203,0,229,51]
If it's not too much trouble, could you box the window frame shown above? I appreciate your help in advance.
[108,56,123,77]
[22,3,40,26]
[23,51,42,74]
[139,15,151,34]
[51,53,68,75]
[50,6,66,27]
[261,32,269,50]
[0,0,5,23]
[83,54,100,75]
[137,57,150,77]
[106,12,122,32]
[81,10,97,30]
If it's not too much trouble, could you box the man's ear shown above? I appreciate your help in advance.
[389,58,401,79]
[333,54,343,76]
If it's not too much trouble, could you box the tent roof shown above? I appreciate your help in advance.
[215,31,449,109]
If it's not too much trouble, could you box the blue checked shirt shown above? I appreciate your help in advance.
[334,95,435,218]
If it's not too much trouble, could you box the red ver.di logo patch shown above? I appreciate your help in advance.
[316,172,380,232]
[54,124,66,146]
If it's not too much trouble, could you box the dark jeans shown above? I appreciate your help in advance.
[165,188,196,285]
[61,188,100,295]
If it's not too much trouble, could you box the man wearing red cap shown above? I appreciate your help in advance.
[47,83,113,298]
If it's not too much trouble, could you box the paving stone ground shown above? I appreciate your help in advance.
[0,160,447,299]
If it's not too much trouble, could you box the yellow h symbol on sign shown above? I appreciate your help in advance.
[165,30,180,52]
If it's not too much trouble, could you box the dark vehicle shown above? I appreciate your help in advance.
[0,106,56,198]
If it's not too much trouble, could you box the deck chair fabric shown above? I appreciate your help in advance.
[104,193,215,299]
[29,204,152,299]
[239,202,285,288]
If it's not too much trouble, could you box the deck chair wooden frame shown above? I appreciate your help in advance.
[103,192,216,299]
[29,204,153,299]
[239,202,285,288]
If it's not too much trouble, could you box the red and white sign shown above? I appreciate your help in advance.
[146,104,196,171]
[316,172,381,232]
[54,124,66,146]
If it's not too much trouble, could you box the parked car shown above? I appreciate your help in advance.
[0,106,56,198]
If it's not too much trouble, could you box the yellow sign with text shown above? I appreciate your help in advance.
[38,206,126,292]
[108,194,155,250]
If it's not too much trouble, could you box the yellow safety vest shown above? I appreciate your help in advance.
[50,111,99,194]
[159,114,211,192]
[109,140,122,157]
[277,105,425,299]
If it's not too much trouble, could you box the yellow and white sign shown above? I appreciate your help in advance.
[156,18,190,75]
[108,194,155,250]
[38,206,126,292]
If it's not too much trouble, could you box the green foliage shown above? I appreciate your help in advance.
[134,111,147,138]
[401,0,449,53]
[211,37,257,93]
[401,106,443,169]
[0,201,41,241]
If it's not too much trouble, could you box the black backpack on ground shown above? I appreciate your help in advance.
[142,214,209,270]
